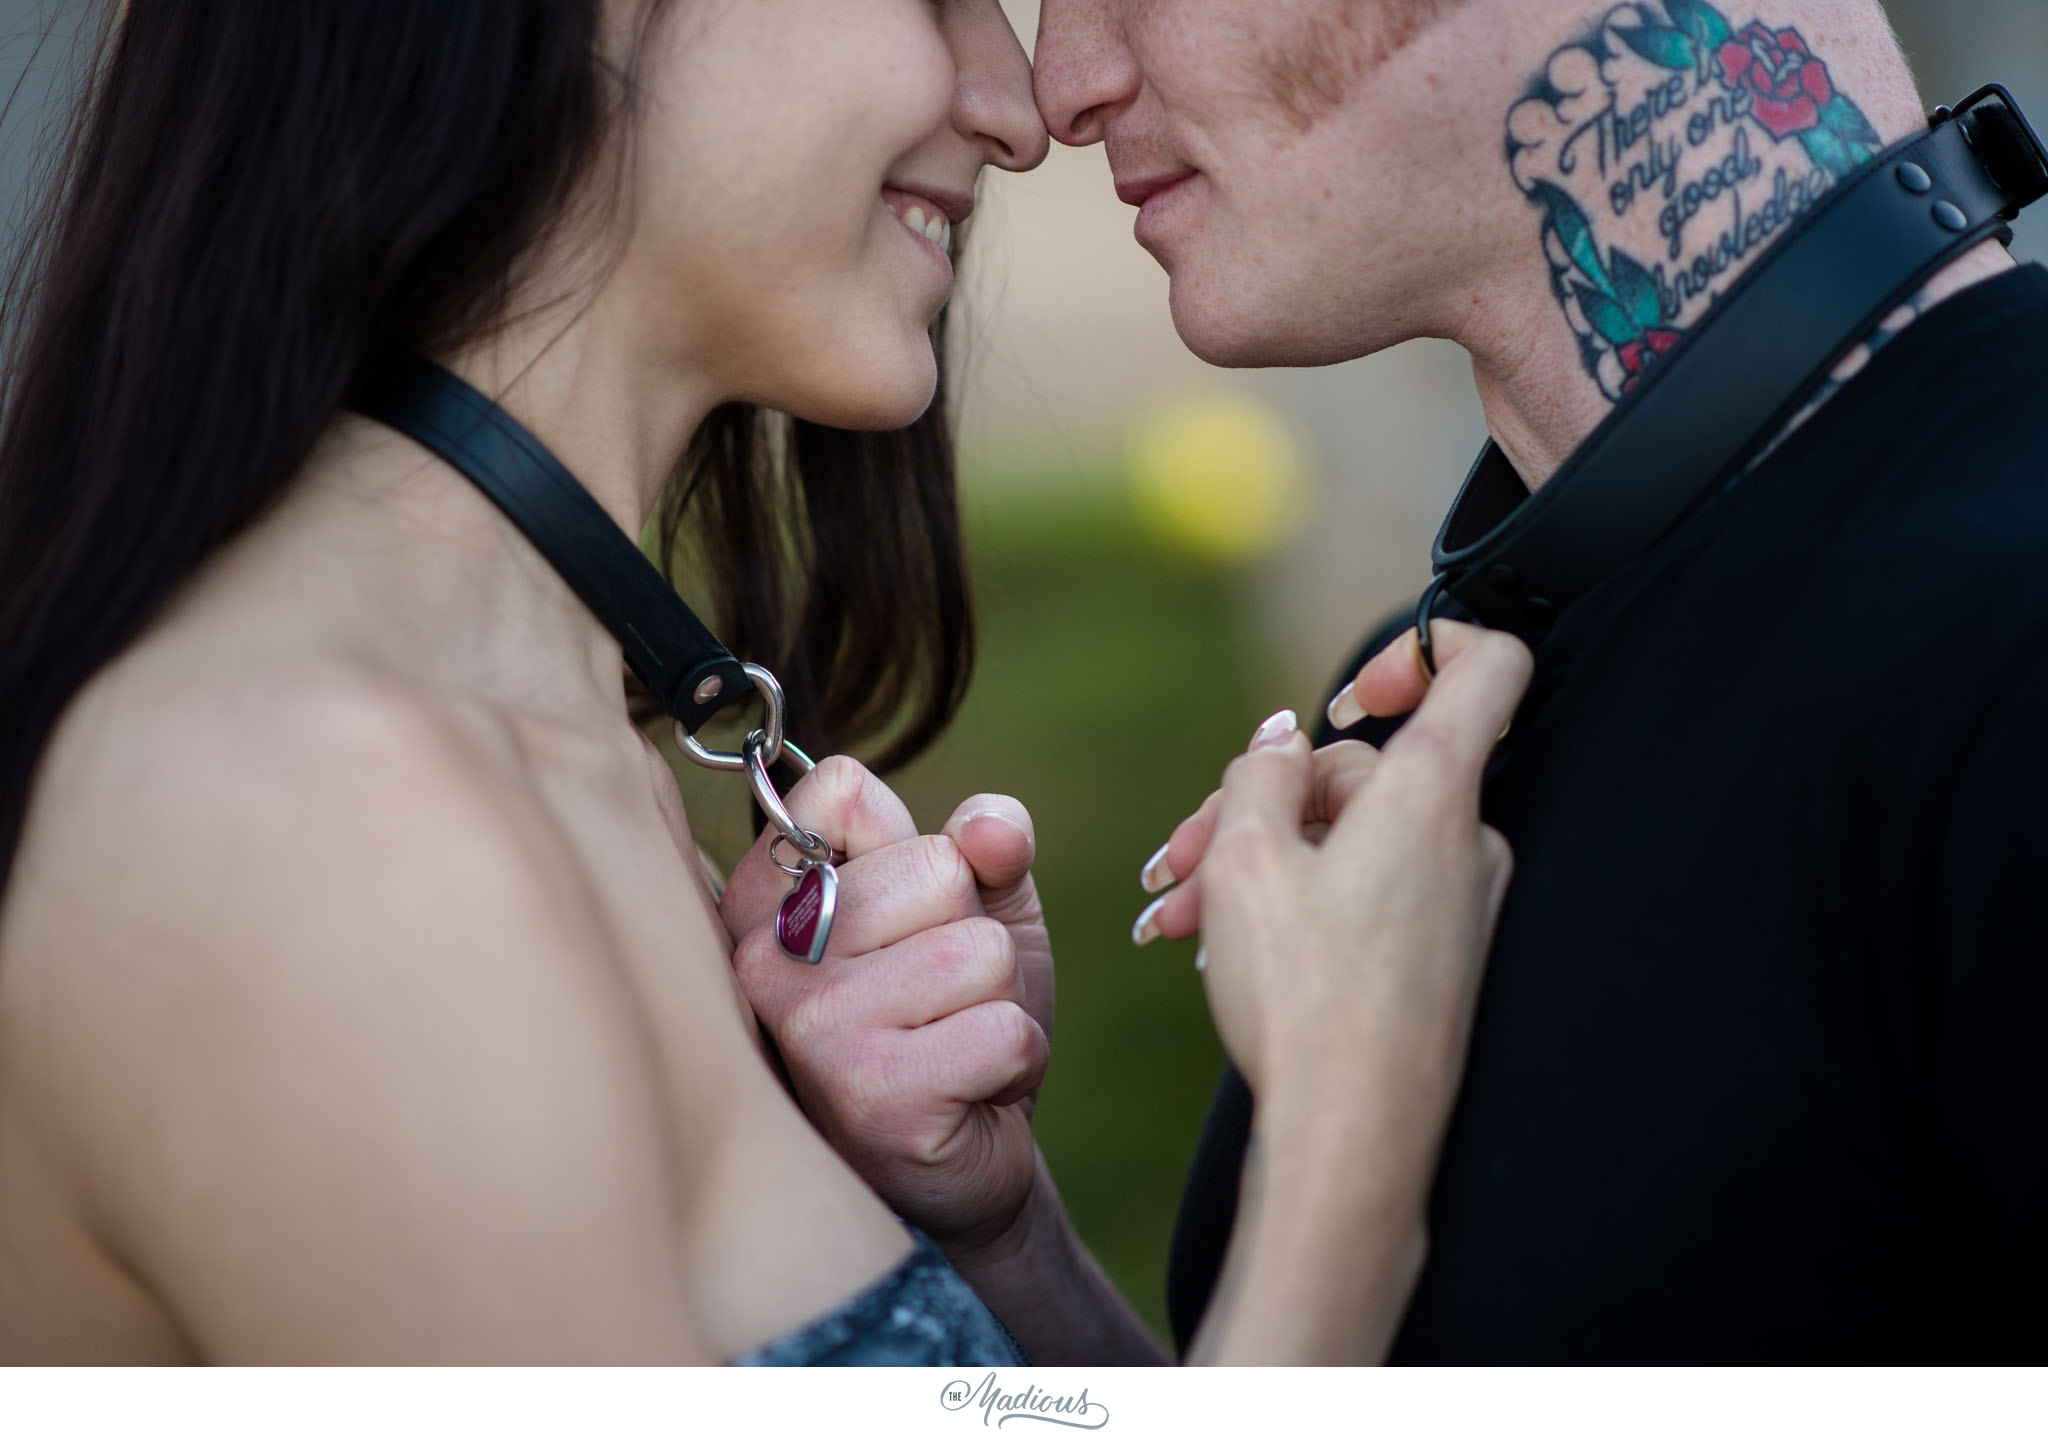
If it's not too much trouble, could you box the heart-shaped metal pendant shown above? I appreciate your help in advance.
[776,863,837,964]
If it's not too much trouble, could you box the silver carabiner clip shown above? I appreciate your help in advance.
[673,662,836,962]
[743,730,832,865]
[744,730,840,964]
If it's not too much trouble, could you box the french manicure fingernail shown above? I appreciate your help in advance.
[1131,894,1169,947]
[1140,841,1175,894]
[1326,681,1365,731]
[1249,709,1298,751]
[1194,946,1209,973]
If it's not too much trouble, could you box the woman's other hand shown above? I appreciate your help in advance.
[718,758,1053,1252]
[1133,619,1515,946]
[1175,624,1532,1364]
[1133,739,1380,945]
[1175,623,1532,1117]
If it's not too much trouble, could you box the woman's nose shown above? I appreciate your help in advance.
[954,0,1052,172]
[1032,0,1140,148]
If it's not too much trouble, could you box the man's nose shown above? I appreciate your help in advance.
[1033,0,1140,148]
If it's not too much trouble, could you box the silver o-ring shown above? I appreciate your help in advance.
[770,832,841,877]
[676,663,789,773]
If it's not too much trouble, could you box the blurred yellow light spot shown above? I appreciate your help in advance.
[1126,394,1313,565]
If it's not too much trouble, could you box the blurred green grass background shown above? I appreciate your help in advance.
[677,470,1295,1342]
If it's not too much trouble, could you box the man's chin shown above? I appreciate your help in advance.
[1169,287,1279,368]
[1167,282,1362,370]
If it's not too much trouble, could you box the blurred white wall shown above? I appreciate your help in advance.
[951,2,1222,467]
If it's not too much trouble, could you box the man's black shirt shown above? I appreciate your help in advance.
[1166,263,2048,1363]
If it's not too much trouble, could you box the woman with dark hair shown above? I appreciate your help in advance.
[0,0,1529,1365]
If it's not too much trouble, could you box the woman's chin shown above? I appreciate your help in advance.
[783,360,939,432]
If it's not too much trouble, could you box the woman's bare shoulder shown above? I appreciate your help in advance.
[18,649,553,936]
[1,654,710,1360]
[6,643,658,1062]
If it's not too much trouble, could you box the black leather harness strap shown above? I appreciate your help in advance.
[352,355,750,734]
[1425,85,2048,661]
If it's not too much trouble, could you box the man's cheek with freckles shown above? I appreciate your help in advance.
[1250,0,1467,130]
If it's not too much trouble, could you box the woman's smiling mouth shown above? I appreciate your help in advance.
[883,186,970,258]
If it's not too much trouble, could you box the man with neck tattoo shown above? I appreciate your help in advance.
[1025,0,2048,1361]
[731,0,2048,1363]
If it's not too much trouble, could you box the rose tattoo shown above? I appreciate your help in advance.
[1717,23,1835,141]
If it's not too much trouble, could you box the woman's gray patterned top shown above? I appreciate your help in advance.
[733,1225,1028,1368]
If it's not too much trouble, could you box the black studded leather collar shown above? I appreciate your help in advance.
[1427,85,2048,654]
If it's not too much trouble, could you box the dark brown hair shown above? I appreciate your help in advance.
[0,2,972,891]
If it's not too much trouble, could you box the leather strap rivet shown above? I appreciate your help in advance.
[1523,597,1558,630]
[1897,162,1933,194]
[694,674,726,705]
[1486,564,1524,596]
[1932,200,1969,231]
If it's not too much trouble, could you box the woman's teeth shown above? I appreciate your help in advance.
[896,203,952,256]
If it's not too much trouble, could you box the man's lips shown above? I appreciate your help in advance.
[1121,168,1202,251]
[1114,169,1199,209]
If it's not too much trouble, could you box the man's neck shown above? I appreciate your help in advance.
[1438,0,1979,490]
